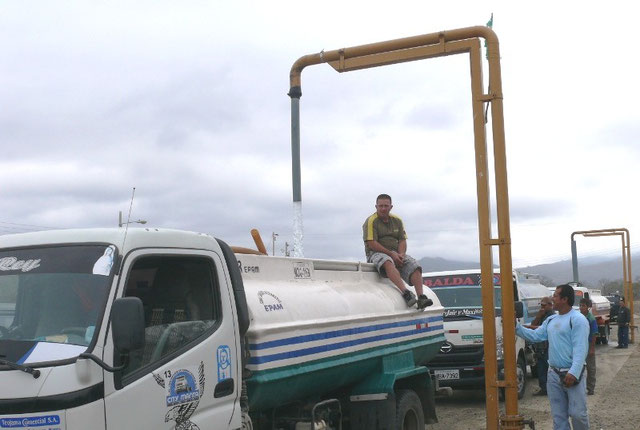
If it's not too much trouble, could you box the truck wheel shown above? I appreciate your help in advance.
[499,356,527,401]
[241,412,253,430]
[395,389,425,430]
[516,356,527,399]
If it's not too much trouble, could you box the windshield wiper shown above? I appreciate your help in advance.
[0,358,41,378]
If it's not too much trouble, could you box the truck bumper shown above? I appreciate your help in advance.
[430,360,504,389]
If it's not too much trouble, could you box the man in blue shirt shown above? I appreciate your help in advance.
[516,284,590,430]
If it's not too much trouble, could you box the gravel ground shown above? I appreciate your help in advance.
[427,303,640,429]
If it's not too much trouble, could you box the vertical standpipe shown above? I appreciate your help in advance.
[288,27,519,429]
[571,237,579,282]
[289,86,304,257]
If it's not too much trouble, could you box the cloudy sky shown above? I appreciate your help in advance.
[1,1,639,270]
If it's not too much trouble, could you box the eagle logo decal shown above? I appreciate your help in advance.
[153,361,205,430]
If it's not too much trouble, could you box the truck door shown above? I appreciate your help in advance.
[103,249,240,429]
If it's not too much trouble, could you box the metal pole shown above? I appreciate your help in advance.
[623,229,634,343]
[289,88,304,258]
[485,31,522,430]
[469,38,500,429]
[272,232,278,256]
[571,236,579,282]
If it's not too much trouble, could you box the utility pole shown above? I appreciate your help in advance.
[271,232,279,256]
[284,242,290,257]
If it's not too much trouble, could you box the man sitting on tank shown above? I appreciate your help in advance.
[363,193,431,309]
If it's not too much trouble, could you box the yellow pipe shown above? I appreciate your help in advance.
[571,228,634,343]
[251,229,269,255]
[289,26,499,90]
[289,26,517,429]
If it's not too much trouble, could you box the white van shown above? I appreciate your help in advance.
[423,269,550,399]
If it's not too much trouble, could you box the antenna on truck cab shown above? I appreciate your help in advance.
[120,187,137,251]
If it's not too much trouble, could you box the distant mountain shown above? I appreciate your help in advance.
[419,254,639,288]
[519,254,640,288]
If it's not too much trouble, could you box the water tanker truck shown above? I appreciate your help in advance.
[0,228,445,429]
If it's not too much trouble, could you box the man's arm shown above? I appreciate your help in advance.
[588,320,598,355]
[516,321,549,343]
[366,240,403,266]
[568,314,590,381]
[530,308,547,327]
[396,239,407,262]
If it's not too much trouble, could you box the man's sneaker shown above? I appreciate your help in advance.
[417,294,433,309]
[402,290,417,307]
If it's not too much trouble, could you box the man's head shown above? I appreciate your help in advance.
[540,296,553,311]
[553,284,575,312]
[579,298,592,315]
[375,194,393,220]
[620,296,626,306]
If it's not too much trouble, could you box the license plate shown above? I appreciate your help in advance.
[434,369,460,380]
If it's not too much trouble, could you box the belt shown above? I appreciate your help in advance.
[551,365,586,380]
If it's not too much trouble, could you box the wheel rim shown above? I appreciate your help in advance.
[402,409,419,430]
[517,362,525,393]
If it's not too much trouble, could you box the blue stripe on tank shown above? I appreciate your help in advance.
[248,324,443,365]
[249,316,443,351]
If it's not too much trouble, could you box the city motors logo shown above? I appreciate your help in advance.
[166,369,200,406]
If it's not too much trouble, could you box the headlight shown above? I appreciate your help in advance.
[496,335,504,360]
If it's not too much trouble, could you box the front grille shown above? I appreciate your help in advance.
[429,344,484,367]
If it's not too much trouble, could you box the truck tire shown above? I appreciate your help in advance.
[241,412,253,430]
[395,389,424,430]
[499,356,527,401]
[530,358,538,378]
[516,356,527,399]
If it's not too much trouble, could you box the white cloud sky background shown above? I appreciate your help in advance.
[1,1,639,271]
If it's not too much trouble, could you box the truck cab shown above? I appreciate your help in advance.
[0,229,243,429]
[422,270,550,399]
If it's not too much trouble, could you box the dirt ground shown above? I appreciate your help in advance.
[427,303,640,429]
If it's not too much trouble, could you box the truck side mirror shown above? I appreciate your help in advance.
[514,301,524,319]
[112,297,145,353]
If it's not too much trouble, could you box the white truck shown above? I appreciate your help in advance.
[422,270,550,399]
[0,228,446,429]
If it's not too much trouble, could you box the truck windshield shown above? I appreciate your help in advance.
[0,245,115,348]
[429,286,502,308]
[423,273,503,309]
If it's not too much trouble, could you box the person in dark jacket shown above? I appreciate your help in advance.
[528,296,554,395]
[617,296,631,348]
[579,298,598,395]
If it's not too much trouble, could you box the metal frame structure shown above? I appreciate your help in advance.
[571,228,634,343]
[288,27,521,430]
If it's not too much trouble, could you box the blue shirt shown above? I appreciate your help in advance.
[586,312,598,343]
[516,309,589,378]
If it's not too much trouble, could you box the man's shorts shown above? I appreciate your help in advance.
[368,252,422,286]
